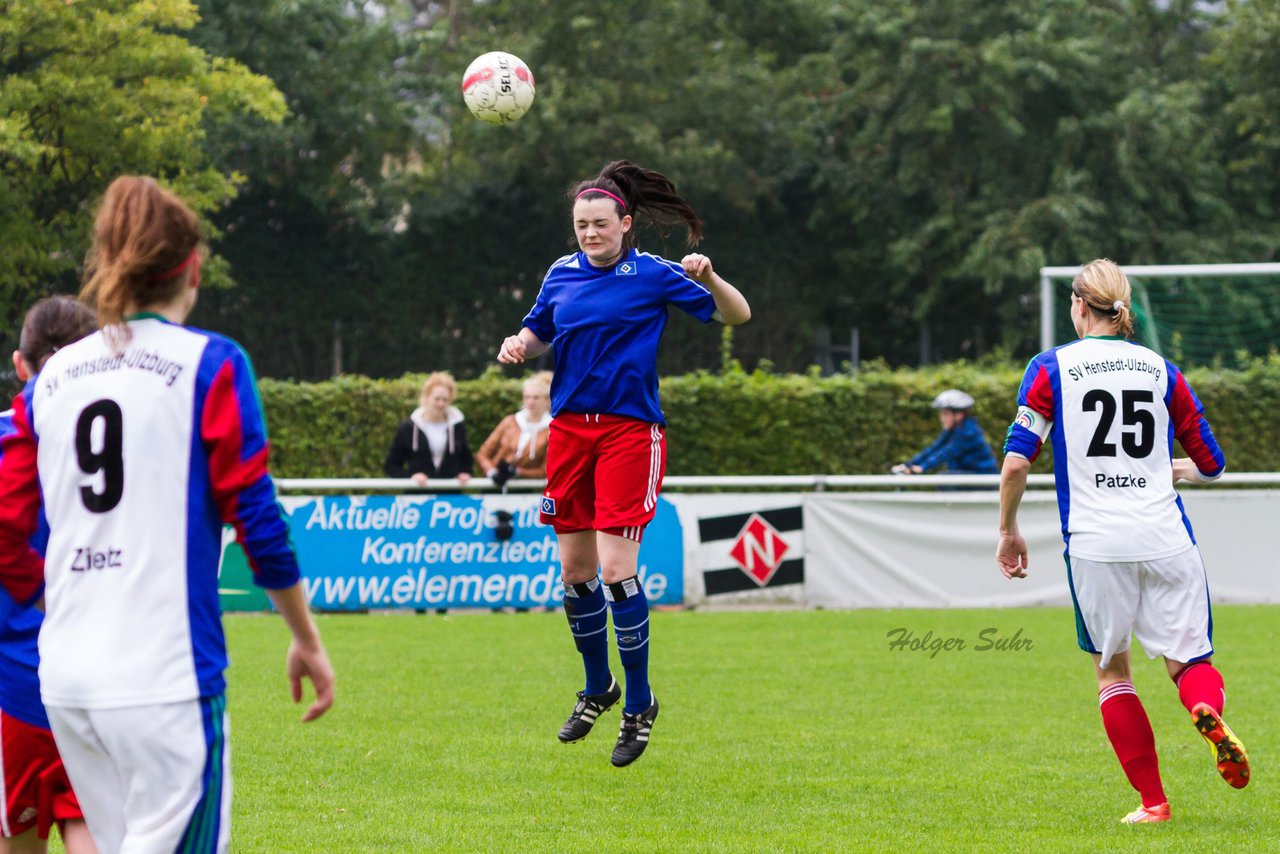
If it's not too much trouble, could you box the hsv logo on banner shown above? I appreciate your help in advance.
[699,506,803,595]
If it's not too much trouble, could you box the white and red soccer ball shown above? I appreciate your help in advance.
[461,51,536,125]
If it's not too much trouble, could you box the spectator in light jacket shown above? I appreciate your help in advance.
[384,372,473,485]
[475,371,553,487]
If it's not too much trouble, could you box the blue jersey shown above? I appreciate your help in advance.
[522,249,717,424]
[0,410,48,727]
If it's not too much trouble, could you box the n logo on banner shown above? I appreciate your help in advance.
[729,514,790,586]
[699,506,803,596]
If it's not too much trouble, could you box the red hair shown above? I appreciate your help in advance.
[81,176,203,335]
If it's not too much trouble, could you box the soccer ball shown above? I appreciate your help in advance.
[461,52,536,125]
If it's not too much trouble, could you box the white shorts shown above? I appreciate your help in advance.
[1067,546,1213,669]
[46,696,230,854]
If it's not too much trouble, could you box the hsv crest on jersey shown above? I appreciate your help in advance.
[522,248,717,424]
[541,496,556,516]
[729,513,791,586]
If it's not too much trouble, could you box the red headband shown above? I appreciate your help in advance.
[575,188,627,210]
[149,247,200,283]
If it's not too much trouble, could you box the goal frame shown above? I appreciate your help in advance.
[1039,263,1280,352]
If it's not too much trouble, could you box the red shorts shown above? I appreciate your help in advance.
[541,413,666,541]
[0,710,82,839]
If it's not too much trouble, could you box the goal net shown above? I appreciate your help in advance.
[1040,263,1280,368]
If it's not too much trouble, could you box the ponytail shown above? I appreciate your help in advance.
[1108,300,1134,337]
[570,160,703,249]
[81,176,203,337]
[1072,258,1135,338]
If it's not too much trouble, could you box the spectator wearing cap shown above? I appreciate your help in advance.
[892,389,999,475]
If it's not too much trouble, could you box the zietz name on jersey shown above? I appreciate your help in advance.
[1066,358,1162,382]
[70,546,123,572]
[1094,472,1148,489]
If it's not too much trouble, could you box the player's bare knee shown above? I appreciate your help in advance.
[1094,653,1133,686]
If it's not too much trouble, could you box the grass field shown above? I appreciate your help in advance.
[61,605,1280,852]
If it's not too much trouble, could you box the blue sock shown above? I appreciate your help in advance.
[562,578,611,695]
[605,576,651,714]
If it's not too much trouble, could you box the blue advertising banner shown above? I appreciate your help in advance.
[219,494,684,611]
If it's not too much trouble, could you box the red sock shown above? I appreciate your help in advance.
[1174,661,1225,716]
[1099,682,1166,808]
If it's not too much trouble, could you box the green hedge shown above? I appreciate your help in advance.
[259,358,1280,478]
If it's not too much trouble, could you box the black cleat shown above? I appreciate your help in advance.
[611,694,659,767]
[558,676,621,743]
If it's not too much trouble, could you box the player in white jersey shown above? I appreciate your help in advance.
[997,259,1247,825]
[0,176,335,853]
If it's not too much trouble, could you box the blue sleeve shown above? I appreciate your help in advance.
[521,264,560,344]
[908,431,951,471]
[1166,361,1225,477]
[1004,354,1054,461]
[652,255,716,322]
[196,337,300,589]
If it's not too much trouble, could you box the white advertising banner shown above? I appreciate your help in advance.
[803,492,1068,609]
[802,490,1280,609]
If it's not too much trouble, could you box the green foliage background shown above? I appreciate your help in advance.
[0,0,285,338]
[260,358,1279,478]
[9,0,1280,381]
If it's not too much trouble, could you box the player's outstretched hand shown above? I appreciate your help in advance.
[996,532,1029,579]
[497,335,526,364]
[681,253,714,284]
[1171,457,1197,484]
[287,638,335,722]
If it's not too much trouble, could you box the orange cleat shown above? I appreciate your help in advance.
[1192,703,1251,789]
[1121,802,1171,824]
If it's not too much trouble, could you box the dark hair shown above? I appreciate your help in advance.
[81,176,203,333]
[569,160,704,249]
[19,296,97,371]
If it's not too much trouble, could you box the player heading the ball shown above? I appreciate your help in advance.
[497,160,750,767]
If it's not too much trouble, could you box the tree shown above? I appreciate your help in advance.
[0,0,284,342]
[191,0,418,379]
[1210,0,1280,257]
[119,0,1280,378]
[793,0,1254,363]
